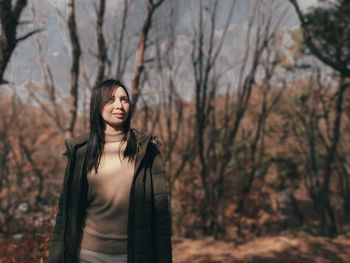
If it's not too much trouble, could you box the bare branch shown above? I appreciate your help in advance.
[16,28,44,43]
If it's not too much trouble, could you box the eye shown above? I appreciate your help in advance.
[121,97,129,103]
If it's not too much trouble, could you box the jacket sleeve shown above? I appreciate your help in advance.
[47,152,70,263]
[150,145,172,263]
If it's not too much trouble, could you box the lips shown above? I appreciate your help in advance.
[112,113,124,117]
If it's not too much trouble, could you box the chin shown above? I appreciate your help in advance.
[112,122,124,127]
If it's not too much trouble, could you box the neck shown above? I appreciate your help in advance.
[104,127,125,143]
[105,123,124,133]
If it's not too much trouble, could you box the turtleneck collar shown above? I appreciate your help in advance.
[104,129,125,143]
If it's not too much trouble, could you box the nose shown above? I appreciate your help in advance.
[113,98,122,109]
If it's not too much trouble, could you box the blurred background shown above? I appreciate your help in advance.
[0,0,350,262]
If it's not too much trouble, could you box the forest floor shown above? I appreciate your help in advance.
[1,233,350,262]
[172,234,350,263]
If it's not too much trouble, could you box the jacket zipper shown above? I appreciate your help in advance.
[126,142,140,261]
[127,138,151,262]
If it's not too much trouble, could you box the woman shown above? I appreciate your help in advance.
[48,79,172,263]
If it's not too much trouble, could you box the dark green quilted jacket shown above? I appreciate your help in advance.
[47,129,172,263]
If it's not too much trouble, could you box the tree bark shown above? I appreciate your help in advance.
[0,0,27,83]
[115,0,129,79]
[130,0,165,117]
[66,0,81,138]
[95,0,106,86]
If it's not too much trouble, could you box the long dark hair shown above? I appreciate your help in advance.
[86,79,137,174]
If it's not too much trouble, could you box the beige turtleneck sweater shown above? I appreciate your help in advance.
[80,130,135,254]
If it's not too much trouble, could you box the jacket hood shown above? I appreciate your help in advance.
[132,128,153,148]
[64,133,89,153]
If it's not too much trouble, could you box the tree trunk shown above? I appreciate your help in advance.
[95,0,106,86]
[130,0,164,117]
[0,0,28,83]
[66,0,81,138]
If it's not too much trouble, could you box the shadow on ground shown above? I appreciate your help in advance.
[172,235,350,263]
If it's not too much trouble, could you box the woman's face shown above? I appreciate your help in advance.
[101,86,130,131]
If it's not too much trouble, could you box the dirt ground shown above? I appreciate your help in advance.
[1,233,350,262]
[172,235,350,263]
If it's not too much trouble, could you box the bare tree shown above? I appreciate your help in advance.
[236,41,285,213]
[114,0,131,79]
[189,0,288,237]
[289,0,350,237]
[29,3,65,134]
[335,145,350,222]
[149,1,198,231]
[94,0,107,85]
[190,0,235,236]
[129,0,165,117]
[0,94,56,233]
[66,0,81,138]
[19,134,44,205]
[0,0,42,83]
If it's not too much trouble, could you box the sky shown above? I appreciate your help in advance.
[1,0,321,104]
